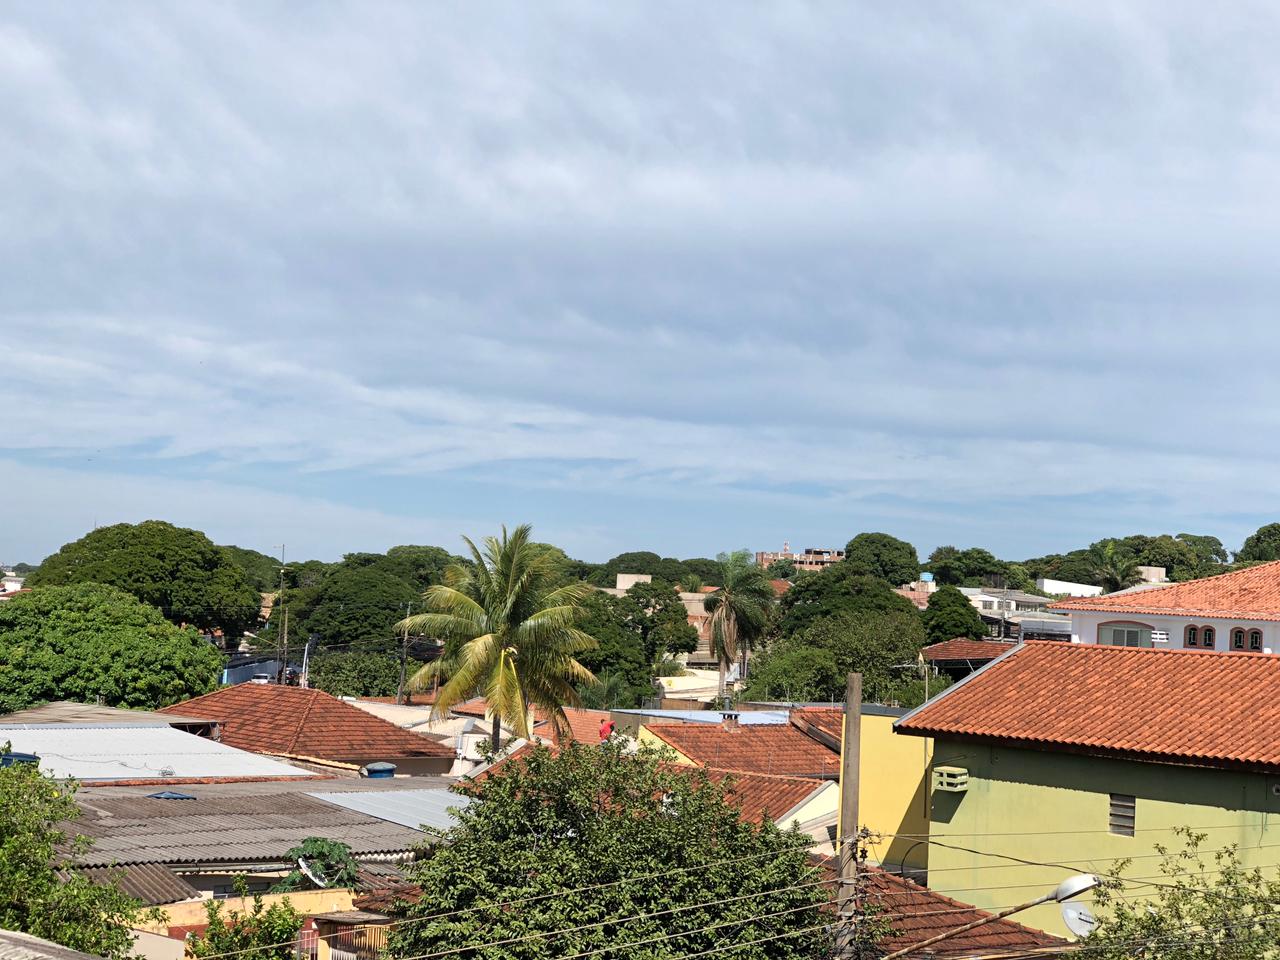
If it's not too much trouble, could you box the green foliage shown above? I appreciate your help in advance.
[589,551,722,588]
[222,545,285,593]
[0,583,223,712]
[1083,829,1280,959]
[740,644,843,702]
[1177,532,1229,567]
[1091,541,1142,593]
[1237,523,1280,564]
[1003,562,1033,590]
[1022,548,1099,587]
[777,564,918,638]
[272,838,361,892]
[402,525,598,748]
[920,585,986,645]
[387,740,833,960]
[188,881,303,960]
[613,579,699,659]
[765,558,797,580]
[11,562,37,574]
[927,546,1005,587]
[704,550,777,697]
[308,651,403,698]
[0,758,148,960]
[30,520,261,635]
[574,592,653,709]
[344,545,461,591]
[843,532,920,586]
[303,565,419,650]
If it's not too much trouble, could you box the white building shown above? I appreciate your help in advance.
[1035,577,1103,597]
[1049,561,1280,653]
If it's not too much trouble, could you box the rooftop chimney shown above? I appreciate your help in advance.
[720,711,740,730]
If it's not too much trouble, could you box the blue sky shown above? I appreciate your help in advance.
[5,3,1280,565]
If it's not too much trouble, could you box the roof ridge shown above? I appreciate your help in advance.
[286,686,323,754]
[1050,559,1280,613]
[701,766,826,783]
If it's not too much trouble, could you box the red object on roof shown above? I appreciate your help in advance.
[810,856,1064,955]
[159,685,453,762]
[645,721,839,779]
[599,718,616,742]
[1048,560,1280,620]
[920,638,1017,662]
[897,641,1280,772]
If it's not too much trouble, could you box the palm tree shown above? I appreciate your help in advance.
[1092,541,1142,594]
[702,550,776,703]
[398,525,598,751]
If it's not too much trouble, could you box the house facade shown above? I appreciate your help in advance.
[1049,560,1280,652]
[895,641,1280,938]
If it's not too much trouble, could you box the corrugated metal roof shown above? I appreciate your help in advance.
[0,702,210,727]
[0,931,103,960]
[0,725,311,781]
[79,863,201,905]
[309,788,473,831]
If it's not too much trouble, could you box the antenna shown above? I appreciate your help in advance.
[1062,903,1098,937]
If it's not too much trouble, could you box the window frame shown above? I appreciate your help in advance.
[1232,628,1246,651]
[1202,626,1216,649]
[1109,793,1136,837]
[1097,621,1155,648]
[1185,625,1199,648]
[1250,629,1263,651]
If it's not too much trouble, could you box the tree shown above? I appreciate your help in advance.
[386,740,833,960]
[573,592,653,710]
[844,532,920,587]
[400,525,598,750]
[1083,828,1280,959]
[1178,532,1229,568]
[187,881,302,960]
[703,550,777,700]
[766,557,797,580]
[0,758,149,960]
[613,579,699,660]
[927,546,1005,587]
[1237,523,1280,564]
[222,545,285,593]
[1091,541,1142,593]
[739,644,842,703]
[30,521,261,636]
[777,564,919,638]
[308,651,404,698]
[344,545,460,592]
[303,565,419,650]
[0,583,223,712]
[921,585,986,645]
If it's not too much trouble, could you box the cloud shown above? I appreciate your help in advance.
[5,3,1280,560]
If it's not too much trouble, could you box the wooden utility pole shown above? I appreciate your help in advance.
[396,603,411,705]
[837,672,862,958]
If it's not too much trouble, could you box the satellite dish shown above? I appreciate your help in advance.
[1062,903,1098,937]
[297,857,328,888]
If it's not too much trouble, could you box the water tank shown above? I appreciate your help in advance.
[363,761,397,779]
[0,752,39,768]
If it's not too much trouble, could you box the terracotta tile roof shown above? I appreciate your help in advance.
[1048,560,1280,620]
[788,707,843,748]
[897,641,1280,771]
[159,685,454,762]
[645,722,839,779]
[704,768,828,825]
[769,579,792,597]
[450,698,612,744]
[921,638,1017,662]
[893,587,932,610]
[810,857,1063,955]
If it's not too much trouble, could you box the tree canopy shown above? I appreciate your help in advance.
[1237,523,1280,564]
[303,565,420,650]
[386,740,833,960]
[30,520,261,636]
[308,651,404,698]
[0,760,147,960]
[589,551,722,589]
[920,585,986,645]
[0,583,224,712]
[777,563,918,638]
[844,532,920,586]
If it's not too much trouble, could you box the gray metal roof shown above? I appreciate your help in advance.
[0,724,310,781]
[79,863,201,905]
[0,702,211,727]
[0,932,103,960]
[73,792,425,867]
[310,788,473,831]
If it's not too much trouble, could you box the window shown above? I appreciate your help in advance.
[1232,628,1246,650]
[1099,624,1153,647]
[1250,630,1263,651]
[1202,627,1216,649]
[1185,626,1198,648]
[1109,793,1136,836]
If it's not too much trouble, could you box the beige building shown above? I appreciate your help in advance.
[754,542,844,573]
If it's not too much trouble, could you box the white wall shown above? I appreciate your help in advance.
[1068,610,1280,652]
[1037,578,1103,597]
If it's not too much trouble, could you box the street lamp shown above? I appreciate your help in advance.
[880,873,1100,959]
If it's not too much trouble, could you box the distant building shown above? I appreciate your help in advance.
[754,542,845,573]
[1035,576,1103,597]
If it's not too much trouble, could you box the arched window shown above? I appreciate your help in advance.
[1202,626,1216,649]
[1232,628,1246,651]
[1250,629,1263,651]
[1185,625,1199,647]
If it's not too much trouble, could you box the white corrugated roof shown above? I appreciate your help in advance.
[309,787,473,831]
[0,723,312,781]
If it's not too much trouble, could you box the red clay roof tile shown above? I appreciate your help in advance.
[897,641,1280,771]
[921,638,1017,662]
[1048,560,1280,620]
[160,685,454,762]
[645,722,839,779]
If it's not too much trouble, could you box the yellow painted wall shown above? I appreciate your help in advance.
[924,739,1280,938]
[137,888,358,934]
[854,712,931,870]
[781,780,838,829]
[638,726,696,763]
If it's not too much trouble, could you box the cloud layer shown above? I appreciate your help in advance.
[6,3,1280,562]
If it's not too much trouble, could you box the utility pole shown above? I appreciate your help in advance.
[276,545,288,684]
[837,672,862,958]
[396,603,411,705]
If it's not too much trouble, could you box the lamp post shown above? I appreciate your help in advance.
[879,874,1100,960]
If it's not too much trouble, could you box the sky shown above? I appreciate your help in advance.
[5,3,1280,565]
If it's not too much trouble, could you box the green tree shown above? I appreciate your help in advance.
[1237,523,1280,564]
[30,520,261,636]
[927,546,1005,587]
[766,558,797,580]
[221,545,285,593]
[400,525,598,750]
[386,740,833,960]
[740,644,842,703]
[187,881,303,960]
[303,565,419,651]
[703,550,777,700]
[0,583,223,712]
[777,564,918,638]
[272,838,360,892]
[844,532,920,586]
[920,585,985,645]
[1084,828,1280,959]
[573,592,653,709]
[308,651,404,698]
[614,579,699,660]
[1091,541,1142,593]
[0,758,148,960]
[1003,562,1033,591]
[1177,532,1229,568]
[344,545,460,592]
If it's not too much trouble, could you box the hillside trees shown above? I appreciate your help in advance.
[0,583,223,712]
[30,521,260,636]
